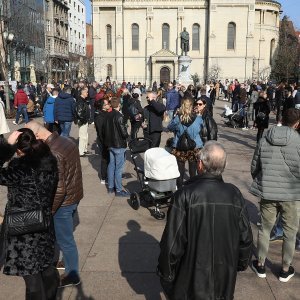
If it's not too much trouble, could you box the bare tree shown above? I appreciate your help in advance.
[208,64,222,81]
[271,16,300,82]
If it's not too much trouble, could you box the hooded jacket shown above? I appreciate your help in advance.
[250,125,300,201]
[14,89,28,106]
[54,91,76,122]
[158,174,253,300]
[166,88,180,111]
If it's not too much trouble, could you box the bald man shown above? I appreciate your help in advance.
[158,141,253,300]
[26,121,83,287]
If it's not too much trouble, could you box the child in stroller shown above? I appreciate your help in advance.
[222,104,244,128]
[128,138,179,220]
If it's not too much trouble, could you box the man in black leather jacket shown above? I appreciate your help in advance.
[75,87,90,156]
[103,97,129,197]
[157,141,253,300]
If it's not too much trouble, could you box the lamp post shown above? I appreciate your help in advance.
[3,30,14,114]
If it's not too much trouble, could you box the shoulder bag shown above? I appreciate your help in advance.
[177,124,196,151]
[6,170,50,236]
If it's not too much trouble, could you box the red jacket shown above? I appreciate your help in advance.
[14,90,29,107]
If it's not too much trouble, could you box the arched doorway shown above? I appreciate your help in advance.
[160,66,170,84]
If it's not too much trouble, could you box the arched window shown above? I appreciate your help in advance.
[192,24,200,50]
[162,23,170,49]
[106,25,112,50]
[270,39,275,65]
[227,22,236,50]
[132,23,139,50]
[107,64,112,78]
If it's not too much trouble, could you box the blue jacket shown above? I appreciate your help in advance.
[43,95,56,123]
[166,89,180,111]
[54,92,76,122]
[168,115,204,149]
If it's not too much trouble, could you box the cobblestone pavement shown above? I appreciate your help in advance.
[0,97,299,299]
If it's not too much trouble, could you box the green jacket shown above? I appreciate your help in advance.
[250,125,300,201]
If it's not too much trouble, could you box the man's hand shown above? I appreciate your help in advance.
[7,131,22,145]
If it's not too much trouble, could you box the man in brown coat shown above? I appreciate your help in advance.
[26,121,83,287]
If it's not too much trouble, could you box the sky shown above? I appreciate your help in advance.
[84,0,300,30]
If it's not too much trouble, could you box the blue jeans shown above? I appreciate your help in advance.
[53,204,79,276]
[108,147,126,192]
[16,104,29,124]
[59,121,72,137]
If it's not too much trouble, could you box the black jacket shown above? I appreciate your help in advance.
[103,109,128,148]
[158,174,253,300]
[143,100,166,133]
[201,109,218,143]
[94,110,109,145]
[0,142,58,276]
[128,97,143,121]
[75,97,90,125]
[254,98,270,129]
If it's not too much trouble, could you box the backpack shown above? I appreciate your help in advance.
[177,126,196,151]
[128,101,141,121]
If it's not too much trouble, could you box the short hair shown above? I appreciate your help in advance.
[282,108,300,127]
[110,97,120,108]
[63,86,72,94]
[198,141,227,176]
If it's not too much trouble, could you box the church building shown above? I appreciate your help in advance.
[92,0,281,85]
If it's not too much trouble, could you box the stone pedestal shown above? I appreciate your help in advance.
[177,55,193,87]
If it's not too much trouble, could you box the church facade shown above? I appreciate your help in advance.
[92,0,281,85]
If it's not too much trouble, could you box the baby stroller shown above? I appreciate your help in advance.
[222,104,244,128]
[128,138,180,220]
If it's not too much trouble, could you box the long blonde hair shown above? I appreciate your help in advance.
[179,98,194,123]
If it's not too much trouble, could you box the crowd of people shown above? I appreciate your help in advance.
[0,76,300,299]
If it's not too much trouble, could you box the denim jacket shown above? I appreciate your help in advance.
[168,115,203,149]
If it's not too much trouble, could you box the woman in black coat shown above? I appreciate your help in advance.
[254,91,271,143]
[194,98,218,143]
[0,128,59,300]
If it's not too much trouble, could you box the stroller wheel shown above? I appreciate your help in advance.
[152,211,165,220]
[129,192,140,210]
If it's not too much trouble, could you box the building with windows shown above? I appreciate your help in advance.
[68,0,86,80]
[1,0,46,82]
[45,0,69,82]
[92,0,281,85]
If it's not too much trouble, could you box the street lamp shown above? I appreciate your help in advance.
[3,30,15,114]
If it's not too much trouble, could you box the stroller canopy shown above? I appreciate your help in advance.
[144,148,180,180]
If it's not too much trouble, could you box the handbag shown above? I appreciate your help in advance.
[177,125,196,151]
[6,170,49,237]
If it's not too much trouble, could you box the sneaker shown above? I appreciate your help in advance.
[279,266,295,282]
[242,127,249,130]
[100,179,106,185]
[12,121,18,125]
[115,190,130,197]
[56,261,65,270]
[270,235,283,242]
[107,188,114,194]
[252,260,266,278]
[59,273,81,288]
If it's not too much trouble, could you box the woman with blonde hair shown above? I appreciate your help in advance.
[168,97,203,188]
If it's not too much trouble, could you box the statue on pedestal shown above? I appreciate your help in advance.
[180,27,190,56]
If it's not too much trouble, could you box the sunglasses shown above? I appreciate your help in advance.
[196,103,203,106]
